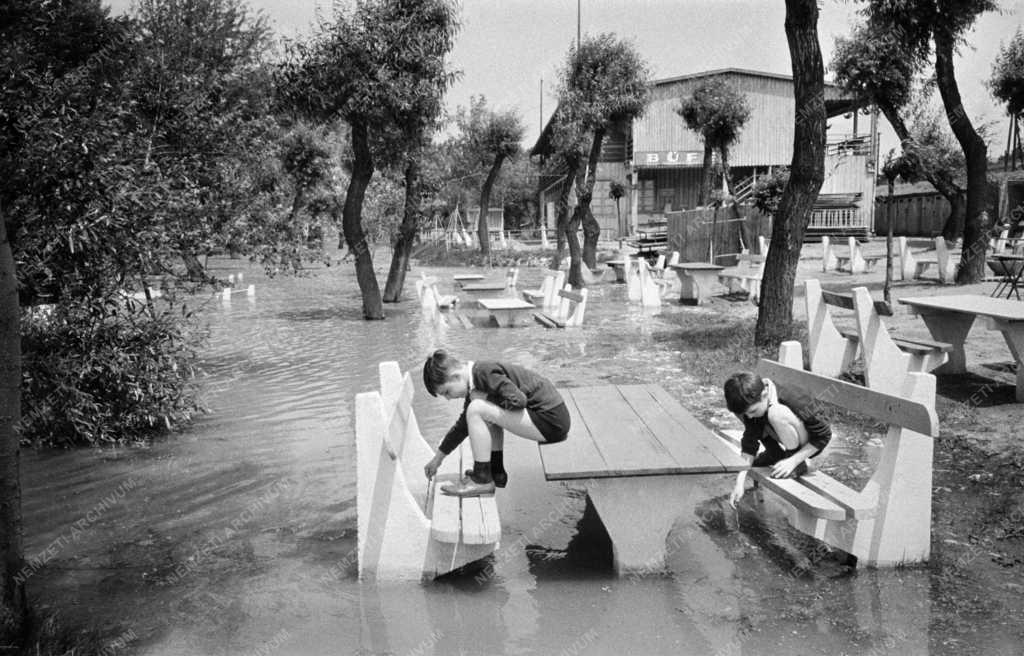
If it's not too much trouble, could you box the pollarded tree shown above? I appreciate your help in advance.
[862,0,998,284]
[677,78,752,205]
[989,29,1024,168]
[832,23,968,241]
[277,0,458,319]
[470,101,525,257]
[558,33,650,274]
[755,0,827,347]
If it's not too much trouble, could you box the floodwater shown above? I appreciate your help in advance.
[17,252,1022,655]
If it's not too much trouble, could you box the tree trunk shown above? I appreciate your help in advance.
[551,166,577,271]
[477,154,506,258]
[884,178,895,303]
[933,29,989,284]
[579,127,606,271]
[181,253,205,281]
[721,145,734,196]
[756,0,826,347]
[699,142,714,206]
[0,210,27,645]
[383,155,421,302]
[343,121,384,320]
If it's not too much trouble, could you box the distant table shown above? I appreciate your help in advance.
[452,273,485,288]
[604,259,630,283]
[477,298,535,327]
[538,384,747,575]
[669,263,724,305]
[989,255,1024,299]
[899,294,1024,402]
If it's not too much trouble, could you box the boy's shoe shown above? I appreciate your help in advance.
[465,469,507,488]
[441,479,496,497]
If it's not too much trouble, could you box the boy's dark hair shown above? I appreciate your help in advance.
[724,371,765,414]
[423,349,461,397]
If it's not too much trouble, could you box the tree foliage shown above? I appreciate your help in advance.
[555,33,650,278]
[990,29,1024,115]
[677,78,751,204]
[277,0,459,318]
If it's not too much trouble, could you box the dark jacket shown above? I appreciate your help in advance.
[740,381,831,458]
[438,361,564,454]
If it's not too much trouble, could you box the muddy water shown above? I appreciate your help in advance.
[17,255,1019,655]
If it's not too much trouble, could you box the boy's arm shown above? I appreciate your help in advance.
[435,401,470,455]
[486,372,528,410]
[769,442,818,479]
[730,453,756,507]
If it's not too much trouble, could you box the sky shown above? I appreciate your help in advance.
[106,0,1024,156]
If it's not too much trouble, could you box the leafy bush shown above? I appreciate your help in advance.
[19,297,205,447]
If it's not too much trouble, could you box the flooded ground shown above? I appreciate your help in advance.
[18,246,1024,655]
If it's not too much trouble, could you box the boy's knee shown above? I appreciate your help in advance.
[466,397,494,418]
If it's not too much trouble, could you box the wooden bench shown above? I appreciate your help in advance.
[534,287,588,328]
[718,342,939,567]
[522,269,565,309]
[912,236,958,284]
[821,236,839,271]
[804,279,951,394]
[356,362,500,580]
[834,237,882,274]
[539,384,747,575]
[626,256,667,307]
[718,253,764,304]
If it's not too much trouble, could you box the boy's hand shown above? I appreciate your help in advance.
[424,453,444,480]
[729,482,746,508]
[770,456,801,479]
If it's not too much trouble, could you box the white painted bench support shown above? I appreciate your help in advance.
[522,270,564,310]
[821,236,838,272]
[834,237,880,274]
[535,287,588,328]
[626,257,665,307]
[720,345,938,567]
[913,237,958,284]
[356,362,500,580]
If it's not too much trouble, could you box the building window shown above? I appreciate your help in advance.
[639,179,656,213]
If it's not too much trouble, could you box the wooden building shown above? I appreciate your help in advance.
[532,68,877,240]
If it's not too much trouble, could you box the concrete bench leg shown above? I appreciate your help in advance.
[913,312,974,374]
[585,474,720,576]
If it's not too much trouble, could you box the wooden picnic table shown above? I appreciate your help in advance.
[899,294,1024,402]
[538,384,747,575]
[477,298,535,327]
[668,262,724,305]
[603,259,631,283]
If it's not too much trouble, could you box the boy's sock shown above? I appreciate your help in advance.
[469,460,493,484]
[491,450,507,488]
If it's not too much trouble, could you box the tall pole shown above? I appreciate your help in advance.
[539,77,543,135]
[577,0,580,49]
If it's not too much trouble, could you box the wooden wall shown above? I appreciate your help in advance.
[665,206,772,264]
[873,194,949,237]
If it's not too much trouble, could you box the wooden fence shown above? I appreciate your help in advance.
[665,206,772,265]
[873,193,949,237]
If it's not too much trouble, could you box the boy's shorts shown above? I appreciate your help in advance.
[529,403,570,444]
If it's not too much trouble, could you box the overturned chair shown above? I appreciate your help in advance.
[356,361,500,580]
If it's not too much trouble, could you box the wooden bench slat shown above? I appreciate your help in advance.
[566,387,677,477]
[749,471,848,520]
[558,289,585,303]
[539,389,610,480]
[757,358,938,436]
[460,496,501,545]
[821,289,893,316]
[837,329,952,355]
[430,475,463,543]
[797,471,877,519]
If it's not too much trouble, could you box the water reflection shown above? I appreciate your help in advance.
[15,257,1014,655]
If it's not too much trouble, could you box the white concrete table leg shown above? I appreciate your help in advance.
[997,322,1024,402]
[915,311,974,374]
[585,474,718,576]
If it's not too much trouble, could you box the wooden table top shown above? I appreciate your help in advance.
[899,295,1024,321]
[461,281,508,292]
[539,384,747,481]
[453,273,485,281]
[478,298,534,310]
[669,262,724,271]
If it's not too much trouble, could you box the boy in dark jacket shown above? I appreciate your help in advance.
[724,371,831,508]
[422,350,570,497]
